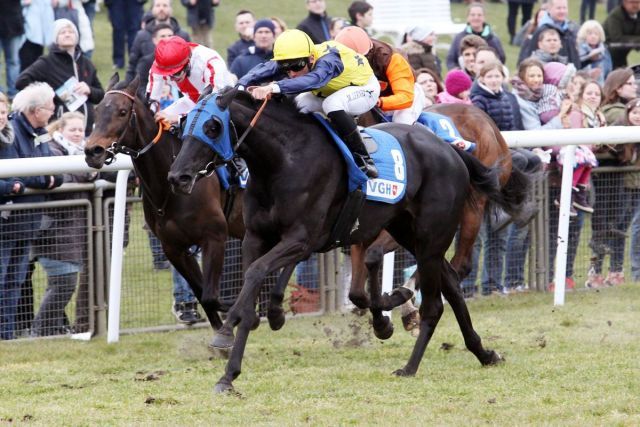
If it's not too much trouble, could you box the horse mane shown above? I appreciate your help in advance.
[232,89,312,123]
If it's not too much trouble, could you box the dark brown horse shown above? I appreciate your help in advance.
[83,75,245,332]
[168,88,511,393]
[350,104,538,323]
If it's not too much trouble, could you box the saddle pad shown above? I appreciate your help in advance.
[311,113,407,204]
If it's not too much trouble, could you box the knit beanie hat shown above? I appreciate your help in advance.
[254,19,276,35]
[407,25,435,43]
[543,62,576,89]
[445,70,472,96]
[53,19,79,44]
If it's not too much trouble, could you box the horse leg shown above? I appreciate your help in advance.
[399,270,420,333]
[200,230,230,312]
[348,243,370,309]
[212,237,308,393]
[450,197,487,280]
[267,263,296,331]
[363,244,394,340]
[393,255,445,377]
[440,260,503,366]
[164,248,224,330]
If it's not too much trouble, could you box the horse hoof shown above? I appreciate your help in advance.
[483,350,505,366]
[207,343,231,359]
[214,381,235,394]
[392,368,415,377]
[401,310,420,332]
[267,307,286,331]
[211,329,235,349]
[387,287,414,307]
[373,316,394,340]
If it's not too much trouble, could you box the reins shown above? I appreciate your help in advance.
[233,95,270,151]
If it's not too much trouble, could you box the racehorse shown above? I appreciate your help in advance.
[168,87,509,393]
[351,104,539,330]
[83,75,245,332]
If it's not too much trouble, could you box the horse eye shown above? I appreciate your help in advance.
[203,118,222,139]
[119,109,127,117]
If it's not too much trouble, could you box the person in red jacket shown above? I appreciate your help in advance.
[335,26,424,124]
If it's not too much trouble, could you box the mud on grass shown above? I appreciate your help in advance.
[1,286,640,425]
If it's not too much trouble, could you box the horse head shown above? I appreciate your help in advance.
[168,86,239,195]
[84,73,143,168]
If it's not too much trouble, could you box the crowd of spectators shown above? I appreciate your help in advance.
[2,0,640,339]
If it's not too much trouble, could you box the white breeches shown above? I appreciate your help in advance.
[389,83,426,125]
[295,75,380,116]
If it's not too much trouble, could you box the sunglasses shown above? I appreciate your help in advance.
[278,59,308,73]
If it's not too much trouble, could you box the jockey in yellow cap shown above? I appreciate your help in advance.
[238,29,380,178]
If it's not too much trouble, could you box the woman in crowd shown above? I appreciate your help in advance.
[415,68,443,109]
[15,19,104,135]
[31,112,96,337]
[620,99,640,282]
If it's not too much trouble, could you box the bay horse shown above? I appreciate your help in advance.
[83,75,245,332]
[351,104,538,329]
[168,87,510,393]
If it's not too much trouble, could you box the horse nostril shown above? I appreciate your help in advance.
[179,175,192,184]
[85,146,105,157]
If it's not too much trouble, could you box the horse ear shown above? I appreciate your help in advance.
[215,86,238,110]
[198,85,214,103]
[107,73,120,91]
[127,75,141,97]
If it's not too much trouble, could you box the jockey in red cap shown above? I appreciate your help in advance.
[147,36,234,123]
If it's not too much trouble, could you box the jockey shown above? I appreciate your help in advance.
[237,29,380,178]
[146,36,235,123]
[416,111,476,152]
[334,26,424,125]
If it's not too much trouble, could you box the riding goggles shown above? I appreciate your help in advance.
[277,58,309,73]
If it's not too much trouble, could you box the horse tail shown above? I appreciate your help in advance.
[454,148,504,209]
[500,150,545,219]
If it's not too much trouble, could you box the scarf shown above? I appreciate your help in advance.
[511,77,542,102]
[53,131,85,156]
[0,122,14,146]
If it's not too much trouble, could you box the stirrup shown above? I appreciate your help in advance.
[355,154,378,178]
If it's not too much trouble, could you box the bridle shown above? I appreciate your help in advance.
[102,89,166,165]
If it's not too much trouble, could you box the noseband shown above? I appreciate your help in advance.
[102,89,166,164]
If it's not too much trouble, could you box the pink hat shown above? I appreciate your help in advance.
[445,70,472,96]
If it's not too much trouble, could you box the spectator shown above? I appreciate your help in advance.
[63,0,96,58]
[227,10,256,66]
[602,68,637,124]
[134,22,175,98]
[82,0,97,28]
[620,99,640,281]
[400,25,441,77]
[147,36,234,123]
[0,1,23,98]
[181,0,220,48]
[230,19,276,80]
[474,46,509,78]
[507,0,537,45]
[296,0,332,44]
[415,68,444,107]
[271,16,288,38]
[329,17,348,39]
[170,261,203,324]
[455,34,488,80]
[577,20,612,86]
[335,26,423,124]
[513,6,548,48]
[580,0,598,23]
[19,0,55,72]
[16,19,105,135]
[437,69,473,105]
[104,0,145,70]
[446,3,506,71]
[126,0,191,83]
[603,0,640,69]
[347,1,373,33]
[31,112,96,337]
[0,83,63,340]
[530,27,568,64]
[518,0,580,68]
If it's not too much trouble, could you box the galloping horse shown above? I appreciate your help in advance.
[351,104,538,327]
[83,75,245,332]
[168,87,509,393]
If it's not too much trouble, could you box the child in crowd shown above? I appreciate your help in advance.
[436,69,473,105]
[559,79,603,215]
[576,20,612,86]
[471,61,523,131]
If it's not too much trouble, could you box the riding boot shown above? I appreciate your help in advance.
[327,110,378,178]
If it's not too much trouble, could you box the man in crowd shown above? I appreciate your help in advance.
[181,0,220,48]
[296,0,332,44]
[230,19,276,80]
[0,0,23,98]
[603,0,640,68]
[518,0,580,68]
[348,1,374,34]
[104,0,145,70]
[227,10,256,67]
[126,0,191,82]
